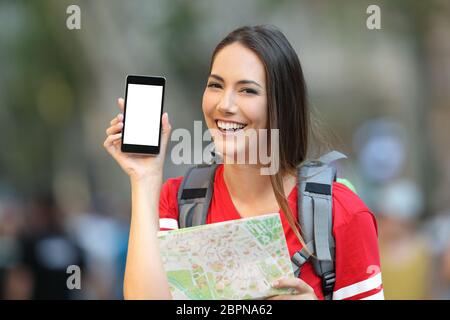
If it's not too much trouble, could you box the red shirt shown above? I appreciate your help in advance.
[159,164,383,300]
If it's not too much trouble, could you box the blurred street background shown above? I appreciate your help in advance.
[0,0,449,299]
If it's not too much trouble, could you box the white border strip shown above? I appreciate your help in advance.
[333,272,383,300]
[159,218,179,230]
[360,289,385,300]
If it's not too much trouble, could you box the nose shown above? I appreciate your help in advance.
[216,90,237,114]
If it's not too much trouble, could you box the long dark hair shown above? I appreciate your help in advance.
[209,25,310,247]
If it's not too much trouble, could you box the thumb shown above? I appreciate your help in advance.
[160,112,171,154]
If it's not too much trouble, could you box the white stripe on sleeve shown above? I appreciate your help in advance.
[333,272,383,300]
[159,218,179,230]
[360,289,385,300]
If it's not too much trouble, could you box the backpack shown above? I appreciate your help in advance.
[176,150,348,300]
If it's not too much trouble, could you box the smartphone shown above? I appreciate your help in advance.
[121,75,166,154]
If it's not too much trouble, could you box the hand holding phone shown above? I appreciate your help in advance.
[103,76,171,180]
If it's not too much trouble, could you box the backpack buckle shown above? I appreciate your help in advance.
[322,271,336,296]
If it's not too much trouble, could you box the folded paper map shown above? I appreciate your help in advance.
[157,213,296,300]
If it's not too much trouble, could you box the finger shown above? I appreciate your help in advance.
[105,122,122,136]
[272,277,314,294]
[268,294,316,300]
[267,295,296,300]
[118,98,125,112]
[106,122,123,136]
[159,112,171,155]
[103,133,122,150]
[110,113,123,126]
[112,138,122,145]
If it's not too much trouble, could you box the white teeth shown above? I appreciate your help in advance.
[217,120,246,131]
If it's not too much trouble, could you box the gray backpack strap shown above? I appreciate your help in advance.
[317,150,347,166]
[177,164,218,228]
[293,151,346,300]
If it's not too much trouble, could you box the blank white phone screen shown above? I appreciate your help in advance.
[123,84,163,146]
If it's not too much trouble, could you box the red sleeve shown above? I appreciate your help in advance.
[158,176,183,231]
[332,183,384,300]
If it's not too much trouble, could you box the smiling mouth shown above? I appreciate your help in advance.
[215,120,248,133]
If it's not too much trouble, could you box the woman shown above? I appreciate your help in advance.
[104,25,383,300]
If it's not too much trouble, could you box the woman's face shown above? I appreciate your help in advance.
[202,42,268,161]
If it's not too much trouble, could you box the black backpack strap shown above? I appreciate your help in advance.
[293,151,347,300]
[177,164,218,228]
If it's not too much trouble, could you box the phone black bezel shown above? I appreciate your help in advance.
[121,75,166,155]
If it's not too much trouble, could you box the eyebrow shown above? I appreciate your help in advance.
[209,74,263,88]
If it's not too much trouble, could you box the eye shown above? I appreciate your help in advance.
[207,82,222,89]
[240,88,259,95]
